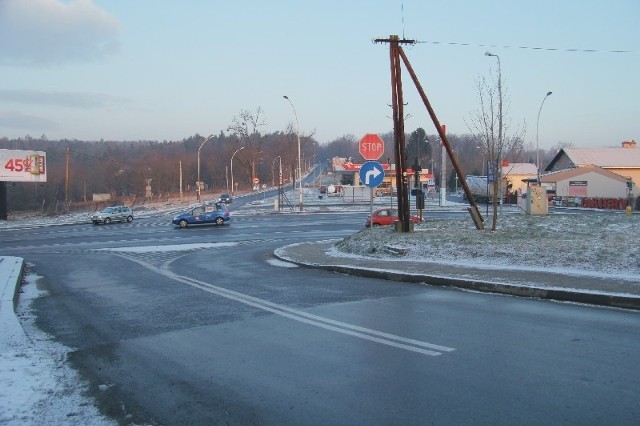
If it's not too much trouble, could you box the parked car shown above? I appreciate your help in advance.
[365,207,422,227]
[172,203,230,228]
[218,193,232,204]
[91,206,134,225]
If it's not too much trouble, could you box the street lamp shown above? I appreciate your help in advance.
[230,146,245,195]
[485,51,502,213]
[536,91,553,184]
[197,134,214,202]
[283,95,303,211]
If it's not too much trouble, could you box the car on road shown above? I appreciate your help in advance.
[172,203,231,228]
[91,206,134,225]
[365,207,422,227]
[218,193,232,204]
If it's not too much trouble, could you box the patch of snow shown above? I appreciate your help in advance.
[266,258,299,268]
[334,213,640,279]
[0,271,116,425]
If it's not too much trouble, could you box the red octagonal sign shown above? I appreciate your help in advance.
[358,133,384,161]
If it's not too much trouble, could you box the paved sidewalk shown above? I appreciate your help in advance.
[274,241,640,311]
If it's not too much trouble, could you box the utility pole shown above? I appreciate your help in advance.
[65,146,70,209]
[374,35,484,230]
[179,161,183,200]
[373,35,413,232]
[440,132,447,207]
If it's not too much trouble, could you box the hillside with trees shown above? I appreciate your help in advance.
[1,125,554,215]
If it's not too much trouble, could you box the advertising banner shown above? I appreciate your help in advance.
[0,149,47,182]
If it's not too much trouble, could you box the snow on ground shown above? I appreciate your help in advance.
[0,194,638,423]
[0,270,116,425]
[335,211,640,280]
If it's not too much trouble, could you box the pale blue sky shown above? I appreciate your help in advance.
[0,0,638,149]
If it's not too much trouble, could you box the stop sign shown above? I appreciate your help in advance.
[358,133,384,161]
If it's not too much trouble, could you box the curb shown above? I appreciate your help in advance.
[273,251,640,311]
[0,256,25,309]
[0,256,27,348]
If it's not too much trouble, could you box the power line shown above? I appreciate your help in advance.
[415,39,636,54]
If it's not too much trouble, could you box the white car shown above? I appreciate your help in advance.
[91,206,134,225]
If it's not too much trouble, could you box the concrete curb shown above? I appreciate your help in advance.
[0,256,25,309]
[273,250,640,311]
[0,256,27,348]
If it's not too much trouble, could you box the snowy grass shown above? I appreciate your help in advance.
[335,213,640,276]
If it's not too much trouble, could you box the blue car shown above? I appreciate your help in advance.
[172,203,231,228]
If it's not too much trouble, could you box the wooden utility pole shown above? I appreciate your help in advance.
[375,35,485,230]
[387,35,412,232]
[180,161,183,200]
[65,146,70,208]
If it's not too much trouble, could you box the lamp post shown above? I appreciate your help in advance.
[485,51,502,214]
[197,134,214,202]
[536,91,553,184]
[283,95,303,211]
[484,52,502,146]
[230,146,245,195]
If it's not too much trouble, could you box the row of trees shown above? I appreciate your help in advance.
[1,117,315,213]
[1,110,565,214]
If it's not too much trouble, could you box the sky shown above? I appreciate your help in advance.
[0,0,638,150]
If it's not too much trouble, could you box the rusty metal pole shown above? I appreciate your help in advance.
[397,47,484,230]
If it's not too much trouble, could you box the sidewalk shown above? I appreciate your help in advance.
[274,241,640,311]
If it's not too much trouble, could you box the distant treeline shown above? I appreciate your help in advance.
[1,129,549,214]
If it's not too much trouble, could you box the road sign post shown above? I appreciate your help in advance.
[359,161,385,188]
[359,161,385,253]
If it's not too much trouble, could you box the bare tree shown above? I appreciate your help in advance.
[227,108,267,184]
[466,70,525,230]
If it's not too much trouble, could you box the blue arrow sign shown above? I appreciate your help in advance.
[359,161,385,188]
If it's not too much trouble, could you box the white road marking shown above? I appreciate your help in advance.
[266,258,299,268]
[117,253,456,357]
[98,242,237,253]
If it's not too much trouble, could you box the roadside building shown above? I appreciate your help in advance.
[330,156,434,197]
[501,161,537,199]
[545,140,639,198]
[540,165,631,209]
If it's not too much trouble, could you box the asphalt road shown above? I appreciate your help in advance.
[2,210,640,425]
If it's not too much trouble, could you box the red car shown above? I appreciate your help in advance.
[365,208,422,227]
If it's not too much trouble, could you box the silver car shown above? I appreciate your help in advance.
[91,206,134,225]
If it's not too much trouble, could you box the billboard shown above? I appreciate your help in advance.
[0,149,47,182]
